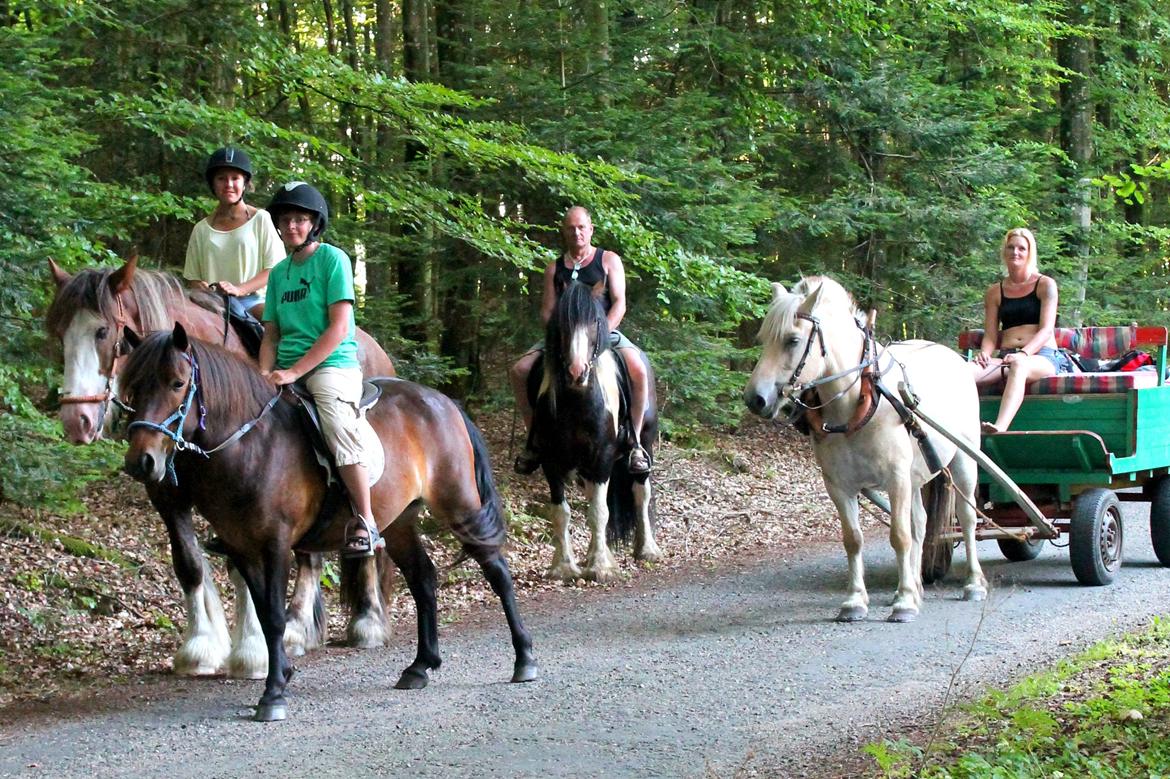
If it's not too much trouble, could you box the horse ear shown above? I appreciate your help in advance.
[48,257,72,289]
[591,278,606,299]
[172,322,190,352]
[797,282,825,316]
[123,326,142,351]
[109,250,139,295]
[771,282,787,302]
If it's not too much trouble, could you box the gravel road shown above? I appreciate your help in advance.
[2,501,1167,778]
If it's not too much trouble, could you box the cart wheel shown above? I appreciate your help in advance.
[1069,488,1123,586]
[1149,478,1170,567]
[998,537,1045,562]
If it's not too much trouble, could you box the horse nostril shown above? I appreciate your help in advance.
[745,392,764,413]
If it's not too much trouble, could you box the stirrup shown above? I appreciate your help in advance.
[628,445,651,475]
[342,515,385,559]
[513,447,540,475]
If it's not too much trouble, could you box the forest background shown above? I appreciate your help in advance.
[3,0,1170,509]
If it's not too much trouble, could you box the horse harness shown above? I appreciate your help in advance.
[58,288,135,432]
[786,313,943,474]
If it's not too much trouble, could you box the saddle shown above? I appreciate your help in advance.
[228,309,265,359]
[284,379,387,550]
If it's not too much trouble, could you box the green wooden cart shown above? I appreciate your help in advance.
[952,325,1170,585]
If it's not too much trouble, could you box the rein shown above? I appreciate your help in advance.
[58,289,134,432]
[127,350,280,485]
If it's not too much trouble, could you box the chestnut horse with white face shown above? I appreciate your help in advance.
[744,276,987,622]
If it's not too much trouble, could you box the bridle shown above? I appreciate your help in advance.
[779,312,883,438]
[58,289,134,433]
[562,316,607,387]
[127,349,279,485]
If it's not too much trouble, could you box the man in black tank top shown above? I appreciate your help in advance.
[509,207,652,474]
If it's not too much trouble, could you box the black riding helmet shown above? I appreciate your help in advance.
[268,181,329,245]
[203,147,254,194]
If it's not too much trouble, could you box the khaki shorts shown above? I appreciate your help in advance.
[304,367,367,467]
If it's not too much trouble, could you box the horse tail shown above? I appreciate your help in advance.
[606,457,639,547]
[451,406,507,561]
[921,473,956,584]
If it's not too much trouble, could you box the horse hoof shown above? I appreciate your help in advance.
[395,669,429,690]
[511,661,539,683]
[835,606,867,623]
[546,563,581,582]
[253,702,288,722]
[635,547,662,564]
[888,608,918,623]
[584,566,618,584]
[963,586,987,602]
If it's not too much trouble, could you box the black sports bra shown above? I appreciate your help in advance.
[998,278,1042,330]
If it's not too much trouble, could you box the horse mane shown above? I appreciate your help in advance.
[46,266,220,338]
[121,331,277,424]
[759,274,862,345]
[546,280,607,372]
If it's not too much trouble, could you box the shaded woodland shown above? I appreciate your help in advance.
[5,0,1170,506]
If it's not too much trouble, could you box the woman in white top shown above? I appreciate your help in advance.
[183,147,285,319]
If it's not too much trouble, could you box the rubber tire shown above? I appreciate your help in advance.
[997,537,1045,562]
[1149,477,1170,567]
[1069,488,1123,586]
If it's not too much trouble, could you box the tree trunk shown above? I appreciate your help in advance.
[1059,11,1093,326]
[400,0,435,347]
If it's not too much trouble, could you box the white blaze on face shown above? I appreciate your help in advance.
[60,310,114,443]
[568,323,592,384]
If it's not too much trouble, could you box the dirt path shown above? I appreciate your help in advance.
[2,501,1167,778]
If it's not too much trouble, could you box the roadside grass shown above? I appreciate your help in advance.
[866,616,1170,778]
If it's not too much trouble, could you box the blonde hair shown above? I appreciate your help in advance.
[1000,227,1038,276]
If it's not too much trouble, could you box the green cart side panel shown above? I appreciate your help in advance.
[979,385,1170,496]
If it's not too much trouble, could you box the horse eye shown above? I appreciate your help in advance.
[95,326,109,341]
[171,379,185,392]
[784,335,802,348]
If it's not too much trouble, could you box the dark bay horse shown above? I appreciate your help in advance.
[119,324,537,720]
[529,279,660,582]
[45,255,397,678]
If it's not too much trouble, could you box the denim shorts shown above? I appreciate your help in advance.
[999,346,1074,373]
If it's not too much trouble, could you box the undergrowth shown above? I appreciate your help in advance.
[867,617,1170,778]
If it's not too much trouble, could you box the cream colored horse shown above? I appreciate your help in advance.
[744,276,987,622]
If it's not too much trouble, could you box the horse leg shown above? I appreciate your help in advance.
[887,480,921,623]
[284,552,327,657]
[826,485,868,622]
[546,479,581,581]
[383,519,441,689]
[226,565,267,679]
[582,479,618,583]
[157,503,230,675]
[952,458,988,602]
[632,478,661,563]
[475,551,538,683]
[909,487,927,602]
[235,549,294,722]
[342,549,390,649]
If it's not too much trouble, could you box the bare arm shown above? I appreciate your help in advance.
[538,262,558,325]
[219,268,271,297]
[1017,276,1059,355]
[604,252,628,332]
[975,283,999,366]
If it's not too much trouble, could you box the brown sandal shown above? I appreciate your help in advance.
[342,515,385,559]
